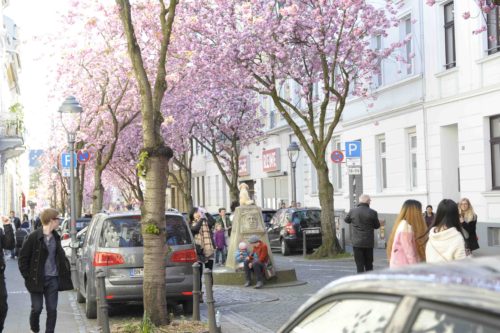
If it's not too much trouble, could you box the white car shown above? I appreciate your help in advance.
[61,226,88,259]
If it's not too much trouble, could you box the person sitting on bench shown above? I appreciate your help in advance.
[243,235,269,289]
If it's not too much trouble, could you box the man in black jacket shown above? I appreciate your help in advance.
[0,215,15,332]
[344,194,380,273]
[18,208,73,333]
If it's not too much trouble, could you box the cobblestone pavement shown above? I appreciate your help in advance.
[216,248,389,332]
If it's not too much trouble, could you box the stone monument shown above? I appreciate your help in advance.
[225,205,276,271]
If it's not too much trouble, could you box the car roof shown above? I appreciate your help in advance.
[290,256,500,318]
[93,211,185,219]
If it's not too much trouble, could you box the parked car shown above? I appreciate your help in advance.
[278,256,500,333]
[262,209,277,228]
[62,226,88,259]
[59,217,92,240]
[267,208,322,255]
[76,211,196,319]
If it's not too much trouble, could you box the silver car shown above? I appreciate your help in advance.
[279,256,500,332]
[76,212,196,319]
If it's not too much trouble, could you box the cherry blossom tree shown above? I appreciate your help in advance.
[181,0,400,256]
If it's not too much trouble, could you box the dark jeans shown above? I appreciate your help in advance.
[353,247,374,273]
[215,249,226,264]
[0,273,8,332]
[30,276,59,333]
[244,260,264,283]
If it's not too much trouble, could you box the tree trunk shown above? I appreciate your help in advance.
[92,169,104,214]
[142,154,168,325]
[311,163,342,257]
[229,186,239,206]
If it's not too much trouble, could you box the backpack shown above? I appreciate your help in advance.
[15,228,28,246]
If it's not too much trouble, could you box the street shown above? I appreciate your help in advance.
[2,249,387,332]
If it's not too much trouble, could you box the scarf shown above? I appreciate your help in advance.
[194,219,214,259]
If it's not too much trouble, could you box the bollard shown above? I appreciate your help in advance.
[204,268,220,333]
[95,269,110,333]
[302,230,307,257]
[192,262,201,321]
[341,227,346,251]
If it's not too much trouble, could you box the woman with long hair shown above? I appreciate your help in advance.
[459,198,479,252]
[387,200,428,268]
[425,199,467,263]
[189,207,215,288]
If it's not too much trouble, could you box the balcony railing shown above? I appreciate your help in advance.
[0,118,24,137]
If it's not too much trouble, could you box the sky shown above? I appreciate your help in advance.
[4,0,71,149]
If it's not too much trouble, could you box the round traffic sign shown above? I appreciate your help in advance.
[330,150,344,163]
[77,150,91,164]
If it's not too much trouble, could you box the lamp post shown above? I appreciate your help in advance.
[50,166,58,208]
[59,96,82,287]
[287,141,300,206]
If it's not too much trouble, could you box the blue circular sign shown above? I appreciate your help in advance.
[77,150,91,163]
[330,150,344,163]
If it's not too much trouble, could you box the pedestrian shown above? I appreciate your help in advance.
[387,200,428,268]
[190,207,215,289]
[215,207,232,237]
[213,223,227,266]
[13,226,29,259]
[423,205,435,228]
[235,241,250,271]
[279,201,286,209]
[243,235,269,289]
[21,214,30,230]
[425,199,467,263]
[344,194,380,273]
[0,216,15,332]
[18,208,73,333]
[9,211,20,230]
[33,216,42,230]
[459,197,479,253]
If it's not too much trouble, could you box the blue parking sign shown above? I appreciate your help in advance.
[61,152,77,169]
[345,141,361,158]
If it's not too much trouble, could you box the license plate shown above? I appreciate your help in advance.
[304,229,320,235]
[130,268,144,277]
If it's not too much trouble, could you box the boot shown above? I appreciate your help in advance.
[254,281,263,289]
[244,280,251,287]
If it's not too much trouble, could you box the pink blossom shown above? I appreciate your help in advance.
[462,12,471,20]
[425,0,436,6]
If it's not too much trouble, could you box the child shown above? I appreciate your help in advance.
[235,241,250,271]
[213,223,227,266]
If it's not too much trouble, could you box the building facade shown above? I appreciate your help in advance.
[185,0,500,254]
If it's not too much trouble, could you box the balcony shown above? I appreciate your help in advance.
[0,118,25,171]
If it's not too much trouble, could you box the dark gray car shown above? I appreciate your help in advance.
[76,212,196,319]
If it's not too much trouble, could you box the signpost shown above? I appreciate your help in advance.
[330,150,344,164]
[61,152,77,178]
[345,141,362,210]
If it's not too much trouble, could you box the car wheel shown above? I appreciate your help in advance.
[182,300,194,314]
[76,289,86,303]
[85,283,97,319]
[281,239,290,256]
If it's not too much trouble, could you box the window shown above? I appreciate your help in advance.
[410,307,498,333]
[488,227,500,246]
[408,131,418,189]
[269,110,276,129]
[290,298,398,333]
[377,135,388,190]
[206,176,211,206]
[311,160,318,195]
[491,115,500,189]
[444,2,456,69]
[401,15,413,74]
[331,138,343,191]
[487,4,500,54]
[373,35,383,86]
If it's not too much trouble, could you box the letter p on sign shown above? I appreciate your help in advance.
[345,141,361,158]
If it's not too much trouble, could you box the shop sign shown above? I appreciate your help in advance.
[239,156,250,176]
[262,148,281,172]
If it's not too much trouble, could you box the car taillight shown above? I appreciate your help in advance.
[62,233,70,240]
[93,252,125,266]
[171,249,197,263]
[285,222,296,235]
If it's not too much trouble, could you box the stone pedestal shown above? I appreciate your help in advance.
[225,205,275,271]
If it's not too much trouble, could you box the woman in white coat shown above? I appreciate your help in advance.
[425,199,467,263]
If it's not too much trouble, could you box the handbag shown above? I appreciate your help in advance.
[264,260,276,280]
[195,244,206,262]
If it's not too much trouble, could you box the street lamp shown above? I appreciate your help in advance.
[59,96,82,288]
[50,166,58,208]
[287,141,300,206]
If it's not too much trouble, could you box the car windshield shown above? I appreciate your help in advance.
[75,218,91,232]
[100,215,191,248]
[262,212,275,224]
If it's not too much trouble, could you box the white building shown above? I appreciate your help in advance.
[0,0,25,216]
[186,0,500,254]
